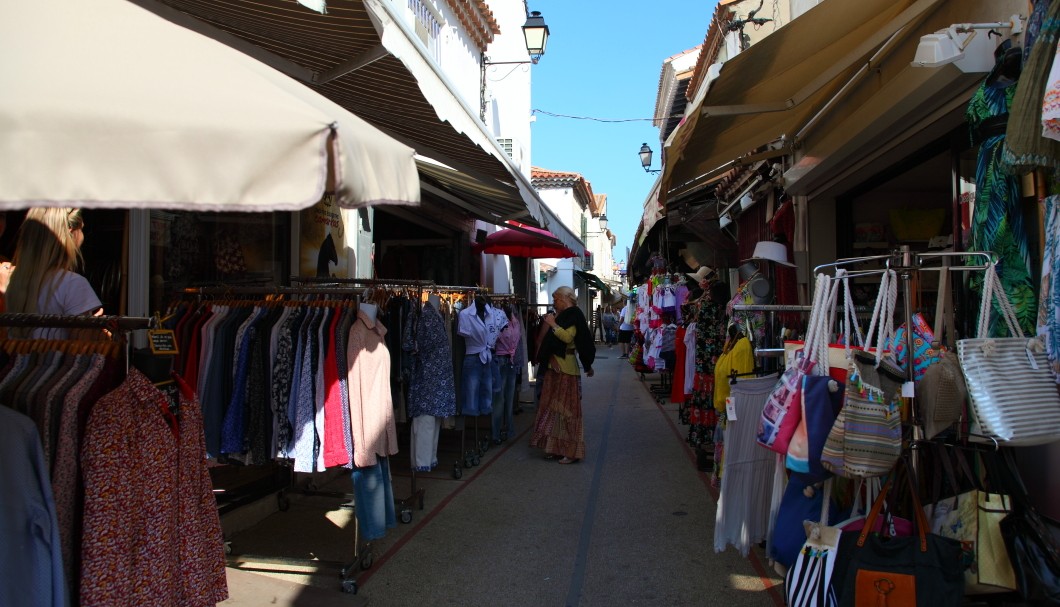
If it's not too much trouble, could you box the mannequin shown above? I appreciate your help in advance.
[359,301,378,323]
[427,293,441,309]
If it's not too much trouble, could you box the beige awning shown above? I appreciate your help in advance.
[0,0,420,212]
[130,0,583,254]
[662,0,942,202]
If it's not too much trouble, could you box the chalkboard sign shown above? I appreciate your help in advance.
[148,329,179,355]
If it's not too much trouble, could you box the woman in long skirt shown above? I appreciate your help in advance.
[529,286,595,464]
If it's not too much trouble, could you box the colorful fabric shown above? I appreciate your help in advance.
[967,72,1038,337]
[1040,196,1060,379]
[528,369,585,460]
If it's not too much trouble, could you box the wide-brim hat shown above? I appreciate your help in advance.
[743,241,795,268]
[685,265,716,283]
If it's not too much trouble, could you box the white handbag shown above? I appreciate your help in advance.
[957,264,1060,446]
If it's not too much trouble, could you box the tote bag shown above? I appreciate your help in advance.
[832,471,965,607]
[957,264,1060,446]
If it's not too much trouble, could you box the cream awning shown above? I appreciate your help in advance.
[662,0,942,203]
[0,0,421,212]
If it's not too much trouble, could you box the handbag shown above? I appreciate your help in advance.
[758,273,835,454]
[924,446,1016,595]
[785,479,841,607]
[822,270,904,479]
[996,449,1060,603]
[786,374,844,482]
[916,268,968,440]
[832,467,965,607]
[957,264,1060,446]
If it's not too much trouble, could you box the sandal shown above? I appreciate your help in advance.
[557,457,580,465]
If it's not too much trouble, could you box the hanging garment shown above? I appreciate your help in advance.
[1040,196,1060,378]
[347,308,399,468]
[403,301,456,419]
[1004,2,1060,172]
[967,65,1038,337]
[0,406,67,607]
[351,457,396,542]
[714,375,778,556]
[81,368,227,606]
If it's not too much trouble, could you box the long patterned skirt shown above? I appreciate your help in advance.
[528,369,585,460]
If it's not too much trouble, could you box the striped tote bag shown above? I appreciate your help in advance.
[786,481,840,607]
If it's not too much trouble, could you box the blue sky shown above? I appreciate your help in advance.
[527,0,719,266]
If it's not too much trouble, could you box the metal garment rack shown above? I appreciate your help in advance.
[183,284,376,594]
[805,250,999,449]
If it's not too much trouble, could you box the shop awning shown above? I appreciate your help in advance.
[132,0,584,254]
[0,0,421,212]
[575,271,610,294]
[662,0,941,202]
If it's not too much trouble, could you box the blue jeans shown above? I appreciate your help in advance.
[491,355,518,440]
[460,354,493,415]
[351,457,396,541]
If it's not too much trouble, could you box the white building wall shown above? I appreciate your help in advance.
[484,0,534,178]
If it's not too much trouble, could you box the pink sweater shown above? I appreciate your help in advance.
[346,309,399,467]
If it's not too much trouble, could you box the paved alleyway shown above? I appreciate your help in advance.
[222,351,784,606]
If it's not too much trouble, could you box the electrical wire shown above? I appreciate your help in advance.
[530,109,681,123]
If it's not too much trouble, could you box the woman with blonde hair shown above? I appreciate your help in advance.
[529,286,595,464]
[6,208,102,337]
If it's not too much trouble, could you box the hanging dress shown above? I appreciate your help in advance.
[966,56,1038,337]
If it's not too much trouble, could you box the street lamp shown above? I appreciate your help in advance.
[484,10,550,66]
[639,143,661,174]
[598,214,608,231]
[522,11,550,62]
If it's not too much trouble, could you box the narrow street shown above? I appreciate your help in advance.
[349,351,784,606]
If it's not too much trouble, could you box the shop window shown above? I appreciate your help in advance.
[148,211,290,315]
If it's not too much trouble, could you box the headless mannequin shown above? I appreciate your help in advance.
[359,302,378,323]
[427,293,441,309]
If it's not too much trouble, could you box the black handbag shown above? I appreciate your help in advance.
[832,465,965,606]
[997,450,1060,603]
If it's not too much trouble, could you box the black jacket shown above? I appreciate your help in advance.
[537,306,596,373]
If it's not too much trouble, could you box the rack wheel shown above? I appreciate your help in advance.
[400,508,413,524]
[342,580,358,594]
[480,439,490,452]
[452,464,463,479]
[464,457,473,469]
[360,552,373,570]
[471,455,480,466]
[223,542,232,556]
[277,492,290,512]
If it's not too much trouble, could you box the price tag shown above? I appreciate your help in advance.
[901,381,915,398]
[148,329,179,355]
[725,396,737,421]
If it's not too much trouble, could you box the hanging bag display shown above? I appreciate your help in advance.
[923,445,1016,595]
[786,272,863,476]
[996,449,1060,603]
[916,266,967,439]
[831,466,965,607]
[757,273,835,454]
[821,269,904,479]
[957,263,1060,446]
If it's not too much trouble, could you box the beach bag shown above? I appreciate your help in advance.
[957,263,1060,446]
[832,468,965,607]
[821,270,904,479]
[786,375,844,482]
[924,447,1016,595]
[759,273,846,454]
[785,479,841,607]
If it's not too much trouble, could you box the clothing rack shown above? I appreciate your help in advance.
[178,285,377,594]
